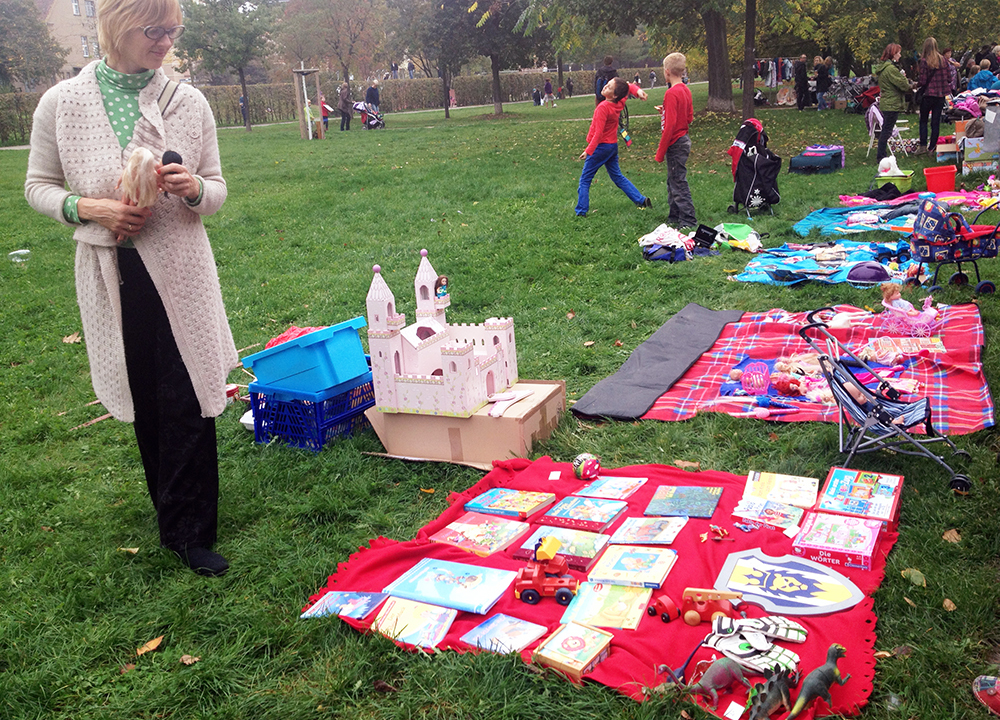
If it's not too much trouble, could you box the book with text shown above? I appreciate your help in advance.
[428,511,531,556]
[643,485,723,518]
[559,582,652,629]
[532,622,614,683]
[607,516,688,546]
[511,526,611,571]
[460,613,548,654]
[300,591,387,620]
[586,545,678,589]
[536,496,629,533]
[372,597,456,649]
[731,496,804,532]
[576,476,649,500]
[383,557,516,614]
[463,487,557,520]
[744,470,820,509]
[791,511,883,570]
[816,466,903,531]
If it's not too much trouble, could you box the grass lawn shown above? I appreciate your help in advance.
[2,85,999,719]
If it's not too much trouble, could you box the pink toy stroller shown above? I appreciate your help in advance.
[879,298,941,337]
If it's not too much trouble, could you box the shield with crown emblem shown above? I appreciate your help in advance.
[713,548,864,615]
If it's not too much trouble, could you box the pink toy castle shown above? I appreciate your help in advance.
[366,249,518,417]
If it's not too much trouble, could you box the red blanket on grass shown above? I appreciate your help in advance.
[307,457,893,719]
[643,303,993,435]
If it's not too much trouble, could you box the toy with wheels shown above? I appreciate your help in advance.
[909,199,998,295]
[647,593,681,623]
[879,298,940,337]
[513,536,579,606]
[681,588,743,626]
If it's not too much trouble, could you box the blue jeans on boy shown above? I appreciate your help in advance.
[575,142,645,215]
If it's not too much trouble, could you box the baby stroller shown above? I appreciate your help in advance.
[800,308,971,494]
[727,118,782,217]
[352,101,385,129]
[909,197,999,294]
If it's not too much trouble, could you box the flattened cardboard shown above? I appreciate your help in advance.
[365,380,565,469]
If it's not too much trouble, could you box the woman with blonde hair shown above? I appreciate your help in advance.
[25,0,236,576]
[916,37,950,153]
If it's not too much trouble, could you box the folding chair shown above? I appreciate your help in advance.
[799,308,971,494]
[865,100,911,157]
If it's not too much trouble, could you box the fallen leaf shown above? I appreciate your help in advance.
[630,320,637,329]
[614,340,623,347]
[893,645,914,657]
[903,596,917,608]
[681,711,693,720]
[674,460,701,470]
[373,679,398,692]
[902,568,927,587]
[41,526,53,532]
[873,650,894,659]
[179,655,200,665]
[117,547,139,554]
[136,635,164,656]
[63,332,81,344]
[566,310,576,320]
[583,341,595,347]
[419,488,435,494]
[943,598,957,611]
[120,663,135,674]
[942,529,961,543]
[768,432,779,442]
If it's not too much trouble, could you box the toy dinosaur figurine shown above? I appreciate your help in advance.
[786,643,851,719]
[684,657,752,708]
[747,664,795,720]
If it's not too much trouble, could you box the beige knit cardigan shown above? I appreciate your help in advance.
[25,62,238,421]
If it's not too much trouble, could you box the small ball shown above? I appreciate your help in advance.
[572,453,601,480]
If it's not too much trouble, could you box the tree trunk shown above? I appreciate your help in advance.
[238,67,252,131]
[741,0,756,120]
[442,66,451,119]
[490,53,503,115]
[701,8,734,112]
[557,52,563,90]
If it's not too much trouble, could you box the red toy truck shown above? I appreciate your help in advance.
[513,536,580,606]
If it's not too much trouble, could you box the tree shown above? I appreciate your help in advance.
[0,0,68,89]
[175,0,277,130]
[473,0,550,115]
[282,0,385,82]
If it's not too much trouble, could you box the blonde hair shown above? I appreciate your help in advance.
[982,58,992,71]
[921,37,941,69]
[97,0,182,65]
[663,53,686,77]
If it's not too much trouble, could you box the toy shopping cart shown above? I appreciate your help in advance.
[908,197,999,294]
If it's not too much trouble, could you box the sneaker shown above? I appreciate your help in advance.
[637,197,652,209]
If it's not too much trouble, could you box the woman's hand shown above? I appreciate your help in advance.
[157,161,199,201]
[76,197,152,240]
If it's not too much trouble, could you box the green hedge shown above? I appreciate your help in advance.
[0,92,41,146]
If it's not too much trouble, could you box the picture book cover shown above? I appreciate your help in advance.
[607,516,688,546]
[300,591,387,620]
[744,470,820,510]
[463,488,557,520]
[816,466,903,531]
[643,485,723,518]
[511,526,611,571]
[531,621,614,683]
[372,596,456,649]
[586,545,678,589]
[537,496,629,532]
[383,557,517,614]
[559,582,652,630]
[576,476,649,500]
[459,613,548,654]
[792,511,883,571]
[428,511,531,557]
[731,496,805,532]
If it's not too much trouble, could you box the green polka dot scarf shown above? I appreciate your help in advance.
[96,59,154,149]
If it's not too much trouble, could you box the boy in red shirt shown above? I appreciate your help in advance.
[655,53,697,228]
[575,77,650,216]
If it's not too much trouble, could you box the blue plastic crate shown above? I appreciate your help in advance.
[242,317,368,393]
[250,371,375,452]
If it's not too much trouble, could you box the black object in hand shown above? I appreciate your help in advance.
[162,150,182,166]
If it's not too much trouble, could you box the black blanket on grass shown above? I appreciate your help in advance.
[571,303,744,420]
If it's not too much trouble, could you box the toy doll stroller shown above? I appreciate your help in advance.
[800,308,971,494]
[352,101,385,129]
[727,118,782,217]
[909,197,999,294]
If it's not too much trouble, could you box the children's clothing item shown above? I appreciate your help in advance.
[575,143,644,215]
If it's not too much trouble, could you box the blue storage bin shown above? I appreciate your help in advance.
[242,317,368,393]
[250,370,375,452]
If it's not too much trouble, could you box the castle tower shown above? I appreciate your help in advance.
[414,248,449,323]
[366,264,404,411]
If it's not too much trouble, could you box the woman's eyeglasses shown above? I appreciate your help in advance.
[141,25,185,40]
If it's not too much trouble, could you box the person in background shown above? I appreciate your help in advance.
[916,37,951,154]
[566,77,574,96]
[532,87,541,105]
[794,54,810,110]
[391,61,398,79]
[365,79,380,112]
[942,48,960,94]
[542,77,556,107]
[24,0,236,577]
[339,81,352,131]
[633,71,640,85]
[649,69,656,87]
[575,77,650,216]
[872,43,911,161]
[407,59,415,79]
[815,56,832,110]
[320,93,333,131]
[655,53,697,229]
[968,59,995,92]
[239,93,248,125]
[594,55,618,106]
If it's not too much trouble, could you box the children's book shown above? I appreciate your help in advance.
[463,488,557,520]
[576,476,649,500]
[815,466,904,531]
[531,622,614,683]
[536,496,629,533]
[586,545,678,589]
[607,516,688,546]
[643,485,723,518]
[731,496,804,532]
[460,613,548,654]
[372,596,456,649]
[791,511,883,571]
[300,591,387,620]
[559,582,652,629]
[511,526,611,571]
[744,470,820,510]
[383,557,516,615]
[428,511,531,557]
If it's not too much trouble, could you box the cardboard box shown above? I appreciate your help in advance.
[961,136,999,162]
[956,119,968,141]
[963,160,999,175]
[791,511,882,571]
[834,99,847,110]
[815,467,903,532]
[365,380,566,469]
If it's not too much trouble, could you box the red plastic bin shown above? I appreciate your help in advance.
[923,165,956,193]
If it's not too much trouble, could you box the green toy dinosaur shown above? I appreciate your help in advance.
[747,664,795,720]
[684,657,753,708]
[786,643,851,719]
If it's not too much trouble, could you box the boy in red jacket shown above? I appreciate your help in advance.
[575,77,650,216]
[655,53,697,228]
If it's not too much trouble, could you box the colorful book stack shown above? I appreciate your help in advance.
[531,622,614,682]
[560,583,651,630]
[537,496,629,532]
[511,526,610,571]
[815,467,903,532]
[586,545,678,589]
[731,497,804,533]
[743,470,820,509]
[463,488,557,520]
[428,511,531,556]
[607,516,688,546]
[791,511,883,570]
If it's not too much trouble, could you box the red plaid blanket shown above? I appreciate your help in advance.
[643,303,993,435]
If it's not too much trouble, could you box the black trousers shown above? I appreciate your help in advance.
[919,95,944,149]
[878,110,899,161]
[117,247,219,551]
[341,111,351,131]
